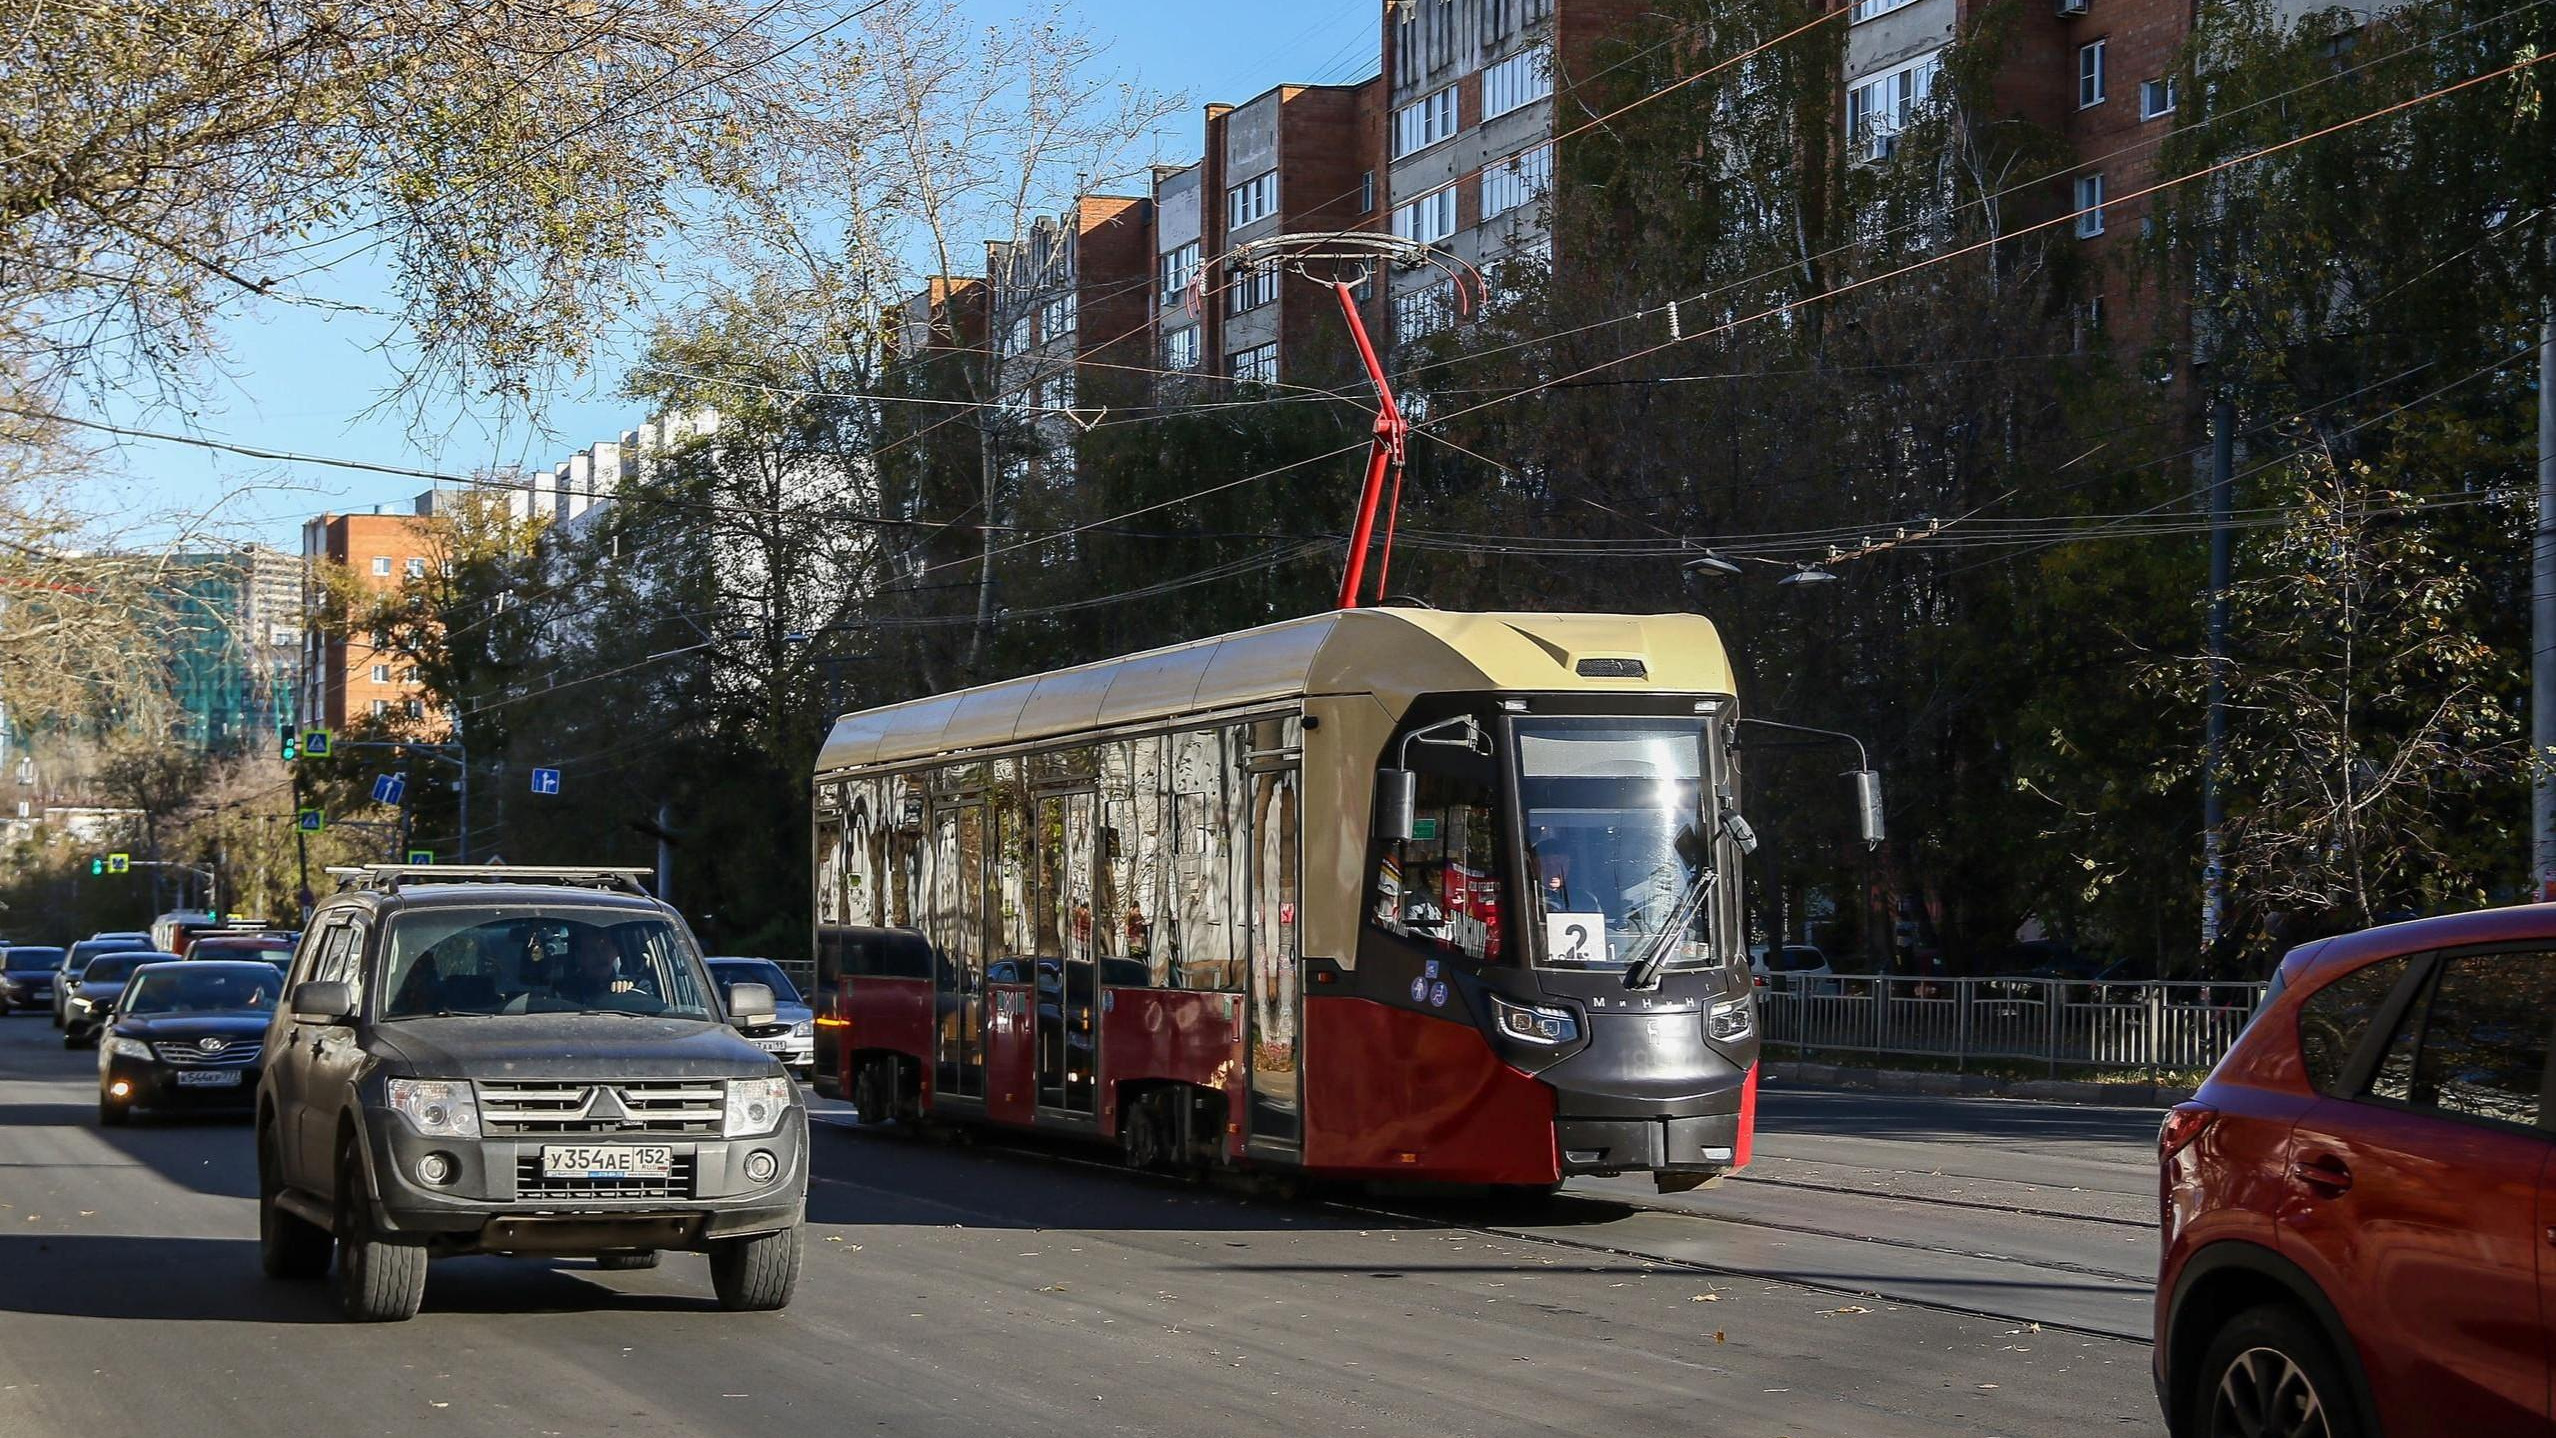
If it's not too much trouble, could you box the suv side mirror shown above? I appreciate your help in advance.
[727,982,776,1028]
[290,980,354,1023]
[1375,769,1417,842]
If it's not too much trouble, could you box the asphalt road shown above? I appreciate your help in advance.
[0,1014,2165,1437]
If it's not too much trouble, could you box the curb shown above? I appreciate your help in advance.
[1765,1059,2194,1108]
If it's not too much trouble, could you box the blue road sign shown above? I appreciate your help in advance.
[371,772,407,806]
[301,728,332,758]
[296,809,324,833]
[530,767,561,796]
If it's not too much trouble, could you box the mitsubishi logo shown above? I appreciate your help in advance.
[197,1036,226,1053]
[581,1086,635,1126]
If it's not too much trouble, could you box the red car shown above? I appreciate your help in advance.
[2156,905,2556,1438]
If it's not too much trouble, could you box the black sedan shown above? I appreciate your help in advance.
[60,951,177,1045]
[96,961,279,1125]
[1,945,64,1012]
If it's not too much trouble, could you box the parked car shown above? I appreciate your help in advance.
[185,932,300,970]
[2155,904,2556,1438]
[1749,944,1836,993]
[1,945,65,1013]
[704,957,816,1079]
[258,865,808,1321]
[52,935,149,1027]
[95,960,280,1124]
[62,951,178,1045]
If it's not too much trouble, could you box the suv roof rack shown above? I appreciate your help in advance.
[323,865,658,898]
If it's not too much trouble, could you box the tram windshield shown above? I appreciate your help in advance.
[1516,718,1715,971]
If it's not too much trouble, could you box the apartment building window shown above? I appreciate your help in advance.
[1228,171,1278,229]
[404,698,424,720]
[1850,0,1919,23]
[1394,282,1458,338]
[1392,186,1459,245]
[1040,293,1076,342]
[1359,171,1376,215]
[1163,326,1201,372]
[371,664,391,683]
[1228,258,1282,315]
[1003,312,1032,357]
[1159,241,1201,304]
[2078,40,2107,107]
[1228,343,1278,385]
[1481,144,1553,221]
[1481,46,1552,121]
[2140,76,2179,119]
[370,699,390,718]
[370,556,391,576]
[1391,87,1458,158]
[2074,173,2106,237]
[1846,50,1942,161]
[404,557,425,579]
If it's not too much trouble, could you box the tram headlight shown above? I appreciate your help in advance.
[1707,994,1756,1044]
[1491,995,1580,1046]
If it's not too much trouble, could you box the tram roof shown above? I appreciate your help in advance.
[814,608,1734,774]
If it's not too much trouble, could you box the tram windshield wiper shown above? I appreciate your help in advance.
[1622,866,1716,991]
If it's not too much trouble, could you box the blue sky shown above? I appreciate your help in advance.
[124,0,1377,549]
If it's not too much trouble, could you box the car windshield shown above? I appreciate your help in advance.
[4,947,63,971]
[379,907,715,1020]
[192,941,295,966]
[708,960,800,1006]
[79,954,148,984]
[122,965,279,1015]
[1517,718,1715,970]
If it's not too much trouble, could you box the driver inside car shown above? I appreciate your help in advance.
[556,928,639,1005]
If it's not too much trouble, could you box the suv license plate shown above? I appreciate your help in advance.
[174,1069,242,1088]
[541,1145,673,1180]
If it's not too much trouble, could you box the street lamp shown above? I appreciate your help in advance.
[1682,550,1744,578]
[1778,565,1840,587]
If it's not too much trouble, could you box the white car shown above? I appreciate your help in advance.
[705,956,817,1078]
[1749,945,1836,994]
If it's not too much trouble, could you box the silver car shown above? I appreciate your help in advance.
[705,957,816,1078]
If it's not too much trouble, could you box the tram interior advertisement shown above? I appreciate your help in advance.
[810,610,1875,1195]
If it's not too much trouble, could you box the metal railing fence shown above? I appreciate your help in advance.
[1755,975,2268,1074]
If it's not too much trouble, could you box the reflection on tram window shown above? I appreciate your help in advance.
[1371,767,1504,963]
[1515,720,1714,971]
[1107,736,1169,985]
[1170,727,1242,992]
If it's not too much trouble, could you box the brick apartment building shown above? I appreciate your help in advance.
[1164,80,1385,391]
[299,510,439,734]
[984,196,1155,481]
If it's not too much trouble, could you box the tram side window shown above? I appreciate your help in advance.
[883,773,920,927]
[815,788,848,926]
[1372,765,1505,963]
[1108,736,1170,986]
[1169,726,1241,992]
[842,779,882,928]
[994,759,1033,959]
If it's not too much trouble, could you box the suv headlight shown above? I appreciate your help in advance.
[725,1076,793,1138]
[1490,994,1581,1046]
[105,1035,151,1061]
[1708,994,1755,1043]
[790,1019,814,1039]
[386,1078,482,1139]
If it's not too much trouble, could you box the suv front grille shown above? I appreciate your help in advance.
[477,1079,725,1135]
[152,1039,262,1066]
[514,1152,698,1200]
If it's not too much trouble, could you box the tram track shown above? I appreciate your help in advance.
[810,1112,2157,1344]
[1724,1167,2157,1230]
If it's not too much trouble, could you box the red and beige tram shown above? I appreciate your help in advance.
[810,609,1764,1191]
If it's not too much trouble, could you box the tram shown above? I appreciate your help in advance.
[809,608,1778,1192]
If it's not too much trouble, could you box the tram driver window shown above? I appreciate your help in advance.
[1370,762,1504,963]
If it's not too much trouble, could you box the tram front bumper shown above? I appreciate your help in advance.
[1554,1111,1741,1175]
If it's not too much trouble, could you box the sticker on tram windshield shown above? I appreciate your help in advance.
[1544,913,1610,965]
[1410,817,1440,841]
[1429,981,1448,1008]
[1409,976,1429,1003]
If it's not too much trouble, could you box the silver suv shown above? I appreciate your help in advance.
[255,865,808,1321]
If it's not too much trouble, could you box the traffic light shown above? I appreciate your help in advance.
[88,856,103,876]
[278,720,298,762]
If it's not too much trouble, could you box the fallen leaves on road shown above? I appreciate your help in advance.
[1824,1304,1872,1316]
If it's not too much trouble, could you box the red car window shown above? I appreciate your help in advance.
[2363,953,2556,1128]
[2297,954,2414,1093]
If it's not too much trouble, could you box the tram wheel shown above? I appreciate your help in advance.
[1122,1091,1170,1172]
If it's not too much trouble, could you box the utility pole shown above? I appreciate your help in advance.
[2201,396,2236,952]
[2534,272,2556,897]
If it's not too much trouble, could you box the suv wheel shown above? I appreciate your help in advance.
[333,1144,427,1321]
[259,1130,332,1280]
[708,1223,803,1311]
[2194,1304,2360,1438]
[594,1251,661,1271]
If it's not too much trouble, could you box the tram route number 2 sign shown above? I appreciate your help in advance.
[1544,913,1609,966]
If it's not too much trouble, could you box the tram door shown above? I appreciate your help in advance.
[1032,791,1099,1116]
[934,803,990,1100]
[1244,747,1303,1150]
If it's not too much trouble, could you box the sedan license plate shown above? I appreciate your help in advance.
[752,1037,789,1054]
[541,1145,673,1181]
[174,1069,243,1088]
